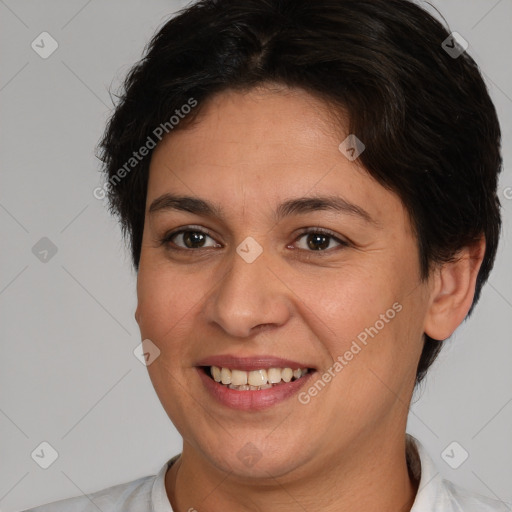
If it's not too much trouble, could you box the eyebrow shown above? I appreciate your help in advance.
[148,193,377,225]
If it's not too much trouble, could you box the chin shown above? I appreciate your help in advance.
[215,451,301,480]
[194,432,311,481]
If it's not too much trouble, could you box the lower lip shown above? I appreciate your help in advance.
[196,368,315,411]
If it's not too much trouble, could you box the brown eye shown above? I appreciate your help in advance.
[161,228,220,250]
[294,229,348,252]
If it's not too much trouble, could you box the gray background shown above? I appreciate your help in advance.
[0,1,511,510]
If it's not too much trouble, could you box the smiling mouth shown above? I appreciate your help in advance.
[200,365,312,391]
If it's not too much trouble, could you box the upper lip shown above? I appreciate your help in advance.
[196,355,315,371]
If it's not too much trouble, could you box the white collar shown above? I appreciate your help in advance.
[150,436,510,512]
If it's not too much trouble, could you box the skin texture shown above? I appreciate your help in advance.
[135,85,485,512]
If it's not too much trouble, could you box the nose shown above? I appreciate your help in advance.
[204,244,291,339]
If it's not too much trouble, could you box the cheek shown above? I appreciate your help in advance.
[304,259,424,387]
[306,266,398,343]
[136,264,198,350]
[135,265,203,427]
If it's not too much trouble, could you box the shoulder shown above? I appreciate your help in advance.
[442,478,511,512]
[407,434,511,512]
[19,456,179,512]
[20,475,154,512]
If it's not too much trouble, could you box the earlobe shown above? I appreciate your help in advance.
[424,237,486,341]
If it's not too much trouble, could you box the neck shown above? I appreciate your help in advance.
[165,430,419,512]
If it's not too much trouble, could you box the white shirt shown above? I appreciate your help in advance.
[21,435,510,512]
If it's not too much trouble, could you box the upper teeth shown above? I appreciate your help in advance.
[210,366,308,386]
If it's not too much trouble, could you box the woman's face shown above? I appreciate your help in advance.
[136,86,431,479]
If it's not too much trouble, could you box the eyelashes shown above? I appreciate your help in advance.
[158,225,349,254]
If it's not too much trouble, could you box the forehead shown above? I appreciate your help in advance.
[146,87,406,230]
[151,86,344,169]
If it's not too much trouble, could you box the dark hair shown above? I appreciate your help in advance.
[97,0,502,385]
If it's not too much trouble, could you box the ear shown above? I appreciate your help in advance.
[424,237,486,341]
[134,306,141,325]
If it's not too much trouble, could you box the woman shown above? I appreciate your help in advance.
[23,0,509,510]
